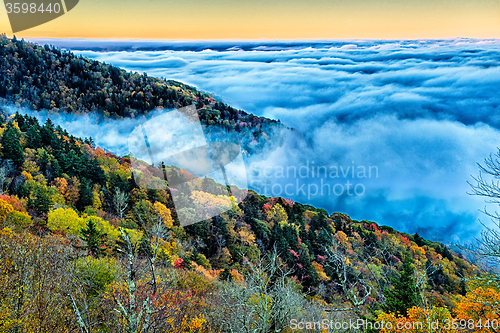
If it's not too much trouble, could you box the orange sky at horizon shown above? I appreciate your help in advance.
[1,0,499,40]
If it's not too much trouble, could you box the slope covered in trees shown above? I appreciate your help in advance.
[0,111,493,332]
[0,35,284,154]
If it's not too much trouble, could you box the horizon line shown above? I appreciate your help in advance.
[4,35,500,43]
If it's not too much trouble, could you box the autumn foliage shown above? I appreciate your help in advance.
[0,37,494,331]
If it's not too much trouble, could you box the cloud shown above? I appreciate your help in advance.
[21,38,500,242]
[248,114,499,241]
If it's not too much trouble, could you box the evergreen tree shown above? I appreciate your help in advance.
[78,178,94,210]
[33,185,52,214]
[26,125,42,149]
[50,159,62,179]
[86,137,96,149]
[88,158,106,185]
[79,218,106,257]
[13,112,27,131]
[413,233,426,247]
[381,255,419,316]
[40,119,56,146]
[442,245,454,261]
[1,122,24,167]
[167,168,183,187]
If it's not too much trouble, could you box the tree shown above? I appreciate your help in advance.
[381,255,419,317]
[1,122,24,167]
[110,205,168,332]
[40,119,56,147]
[461,148,500,303]
[152,201,173,228]
[455,276,500,332]
[112,187,129,220]
[0,159,15,193]
[70,192,174,332]
[464,148,500,267]
[47,207,86,235]
[209,249,306,333]
[322,242,375,317]
[31,182,53,214]
[266,203,288,229]
[78,178,93,210]
[79,218,106,257]
[201,176,218,194]
[377,306,454,333]
[52,176,81,207]
[26,125,42,149]
[0,229,76,332]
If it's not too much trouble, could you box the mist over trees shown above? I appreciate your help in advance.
[0,111,488,331]
[0,35,284,155]
[0,36,498,332]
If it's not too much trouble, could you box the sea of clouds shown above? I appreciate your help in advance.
[26,38,500,242]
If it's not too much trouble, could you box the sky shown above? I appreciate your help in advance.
[16,38,500,243]
[1,0,500,39]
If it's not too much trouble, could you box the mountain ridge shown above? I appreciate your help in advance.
[0,35,490,332]
[0,35,285,155]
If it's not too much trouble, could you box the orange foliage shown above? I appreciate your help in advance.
[455,283,500,332]
[377,306,454,333]
[238,225,256,246]
[0,195,28,213]
[312,261,329,282]
[190,261,220,281]
[230,269,245,283]
[51,177,80,206]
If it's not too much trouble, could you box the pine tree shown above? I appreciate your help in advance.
[87,137,96,149]
[40,119,56,146]
[88,158,105,185]
[1,122,24,167]
[413,233,426,247]
[442,245,454,261]
[26,125,42,149]
[202,176,217,194]
[50,159,62,179]
[79,218,106,257]
[13,112,27,131]
[77,178,93,210]
[381,255,419,316]
[166,167,183,187]
[32,185,52,213]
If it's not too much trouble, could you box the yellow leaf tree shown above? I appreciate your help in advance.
[266,203,288,228]
[153,201,173,228]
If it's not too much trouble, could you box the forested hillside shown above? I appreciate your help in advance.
[0,111,496,332]
[0,35,498,332]
[0,35,284,154]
